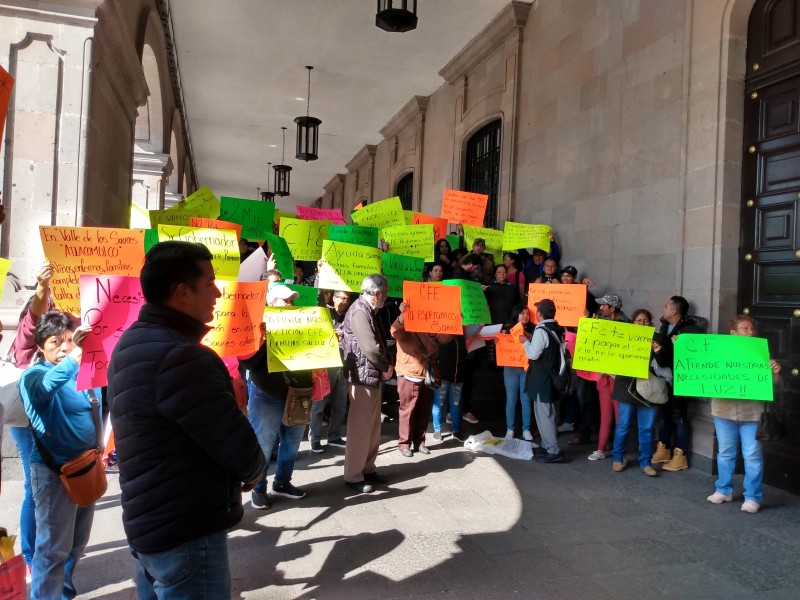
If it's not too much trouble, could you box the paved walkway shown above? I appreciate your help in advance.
[2,412,800,600]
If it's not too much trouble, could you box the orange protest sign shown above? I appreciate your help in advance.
[527,283,587,327]
[412,213,449,243]
[401,281,462,334]
[495,333,528,369]
[189,217,243,240]
[0,65,13,146]
[440,189,488,226]
[40,226,146,316]
[201,280,268,357]
[510,322,524,337]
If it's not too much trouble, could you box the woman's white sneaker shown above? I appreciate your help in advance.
[706,491,732,504]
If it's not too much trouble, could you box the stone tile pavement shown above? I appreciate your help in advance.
[2,415,800,599]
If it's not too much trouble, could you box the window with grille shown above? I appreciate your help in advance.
[463,120,501,229]
[396,172,414,211]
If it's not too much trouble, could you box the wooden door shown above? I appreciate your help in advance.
[742,0,800,493]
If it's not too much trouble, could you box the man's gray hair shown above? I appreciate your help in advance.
[361,273,388,295]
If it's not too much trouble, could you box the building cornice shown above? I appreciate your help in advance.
[346,144,377,172]
[438,0,531,84]
[323,173,346,193]
[0,1,100,27]
[379,95,429,140]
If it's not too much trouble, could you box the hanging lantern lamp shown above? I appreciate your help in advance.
[273,128,292,197]
[261,162,276,202]
[376,0,418,33]
[295,66,321,161]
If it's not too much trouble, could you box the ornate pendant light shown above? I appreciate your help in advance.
[295,66,321,161]
[261,162,275,202]
[376,0,418,32]
[273,128,292,197]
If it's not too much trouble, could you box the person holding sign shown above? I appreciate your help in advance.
[308,290,351,453]
[19,313,94,600]
[6,263,56,577]
[651,295,705,472]
[341,274,394,494]
[609,310,663,477]
[523,299,565,463]
[239,284,311,508]
[502,305,535,442]
[391,303,454,457]
[587,293,631,461]
[706,315,781,514]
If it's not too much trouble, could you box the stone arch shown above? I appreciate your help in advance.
[131,5,172,211]
[183,156,193,196]
[162,109,184,206]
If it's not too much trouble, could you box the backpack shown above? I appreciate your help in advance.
[539,325,576,397]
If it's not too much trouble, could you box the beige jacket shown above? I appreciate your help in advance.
[390,313,454,379]
[710,398,764,422]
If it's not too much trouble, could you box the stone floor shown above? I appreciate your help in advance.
[2,401,800,600]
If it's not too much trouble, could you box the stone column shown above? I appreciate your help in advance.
[0,0,103,312]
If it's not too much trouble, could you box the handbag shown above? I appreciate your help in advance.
[423,354,441,390]
[59,448,107,507]
[756,407,786,443]
[414,334,441,390]
[0,356,27,427]
[30,389,107,507]
[283,382,314,426]
[634,373,669,405]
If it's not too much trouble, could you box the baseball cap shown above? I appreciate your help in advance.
[561,265,578,277]
[267,282,300,305]
[596,293,622,308]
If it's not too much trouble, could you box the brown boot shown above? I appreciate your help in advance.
[651,441,671,464]
[662,448,689,471]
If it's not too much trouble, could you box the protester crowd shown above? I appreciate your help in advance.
[1,211,782,598]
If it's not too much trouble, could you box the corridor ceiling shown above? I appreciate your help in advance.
[169,0,514,208]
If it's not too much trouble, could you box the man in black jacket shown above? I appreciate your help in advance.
[107,241,265,598]
[651,295,704,471]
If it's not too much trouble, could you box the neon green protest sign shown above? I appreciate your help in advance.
[673,334,773,401]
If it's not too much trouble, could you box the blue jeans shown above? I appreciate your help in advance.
[10,426,35,565]
[133,530,230,599]
[247,381,305,492]
[504,367,531,431]
[658,396,690,450]
[432,380,463,433]
[613,401,658,468]
[30,462,95,600]
[713,417,763,503]
[309,367,348,443]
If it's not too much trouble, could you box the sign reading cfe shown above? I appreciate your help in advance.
[571,318,654,378]
[402,281,462,334]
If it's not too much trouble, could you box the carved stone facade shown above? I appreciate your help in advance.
[0,0,196,317]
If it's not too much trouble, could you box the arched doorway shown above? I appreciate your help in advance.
[741,0,800,492]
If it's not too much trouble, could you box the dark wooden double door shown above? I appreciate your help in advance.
[742,0,800,493]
